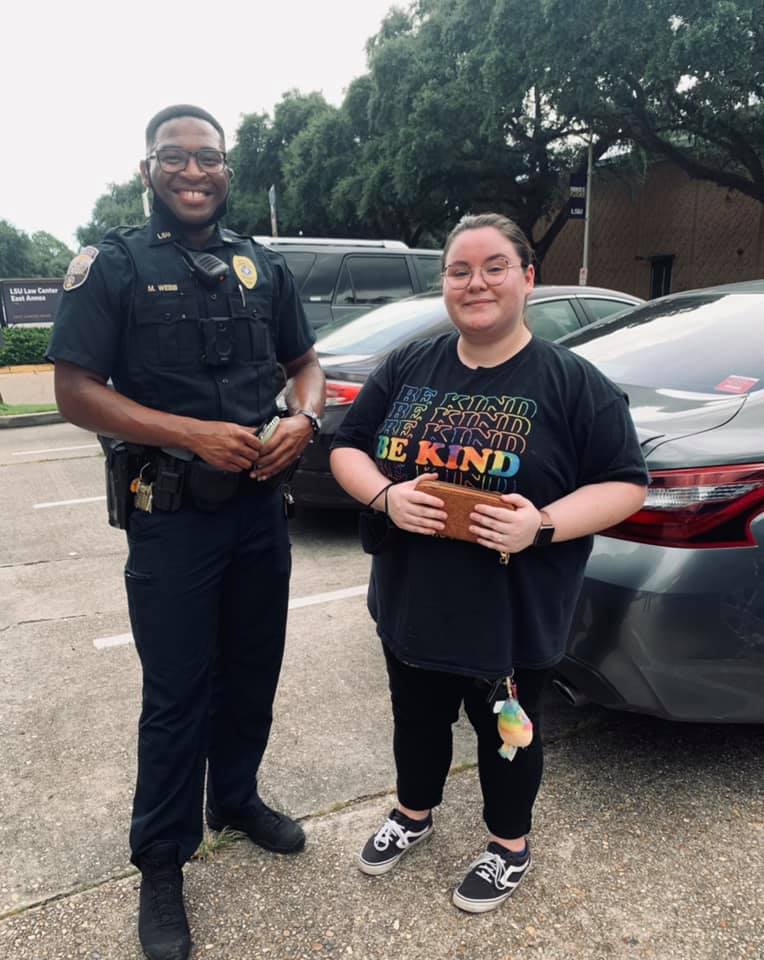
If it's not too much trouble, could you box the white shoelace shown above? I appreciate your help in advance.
[373,817,423,851]
[472,850,528,890]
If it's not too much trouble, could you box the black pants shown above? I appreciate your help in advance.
[124,487,291,866]
[383,645,548,839]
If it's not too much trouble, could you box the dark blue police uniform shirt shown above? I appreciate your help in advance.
[47,214,315,427]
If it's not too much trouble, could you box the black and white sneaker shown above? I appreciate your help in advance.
[358,809,433,876]
[452,841,531,913]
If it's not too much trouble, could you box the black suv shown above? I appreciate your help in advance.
[253,237,441,335]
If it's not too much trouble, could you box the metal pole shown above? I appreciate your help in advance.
[580,136,594,285]
[268,185,278,238]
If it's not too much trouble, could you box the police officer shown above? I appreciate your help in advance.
[48,104,325,960]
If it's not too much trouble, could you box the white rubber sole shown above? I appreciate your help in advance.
[358,824,433,876]
[452,860,531,913]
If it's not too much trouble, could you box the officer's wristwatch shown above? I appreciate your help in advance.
[296,409,322,437]
[533,509,555,546]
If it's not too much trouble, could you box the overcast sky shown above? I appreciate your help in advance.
[2,0,397,250]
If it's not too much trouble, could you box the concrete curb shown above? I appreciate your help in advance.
[0,411,63,429]
[0,364,54,375]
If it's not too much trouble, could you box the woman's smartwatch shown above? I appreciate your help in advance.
[533,509,555,546]
[296,409,322,437]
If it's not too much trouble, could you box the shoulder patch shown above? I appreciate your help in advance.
[63,246,99,291]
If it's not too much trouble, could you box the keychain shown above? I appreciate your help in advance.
[282,484,295,519]
[131,464,155,513]
[493,674,533,761]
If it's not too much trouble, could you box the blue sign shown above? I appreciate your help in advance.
[568,173,587,220]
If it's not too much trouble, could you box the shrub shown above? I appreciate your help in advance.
[0,326,53,366]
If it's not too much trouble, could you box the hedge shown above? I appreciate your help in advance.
[0,326,53,367]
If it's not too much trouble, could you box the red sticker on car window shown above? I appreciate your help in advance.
[714,375,760,394]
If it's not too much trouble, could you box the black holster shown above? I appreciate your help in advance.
[100,437,144,529]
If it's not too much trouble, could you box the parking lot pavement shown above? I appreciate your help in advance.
[1,423,762,959]
[2,716,761,960]
[0,366,55,406]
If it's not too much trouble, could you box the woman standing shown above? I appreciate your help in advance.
[330,213,647,913]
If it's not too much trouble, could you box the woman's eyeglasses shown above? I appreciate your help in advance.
[442,256,525,289]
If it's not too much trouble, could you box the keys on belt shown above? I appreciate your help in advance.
[129,456,296,517]
[131,464,154,513]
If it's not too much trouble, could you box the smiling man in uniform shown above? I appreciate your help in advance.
[47,104,325,960]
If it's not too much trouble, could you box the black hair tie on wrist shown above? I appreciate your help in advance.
[366,481,395,513]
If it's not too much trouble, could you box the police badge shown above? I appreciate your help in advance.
[233,255,257,289]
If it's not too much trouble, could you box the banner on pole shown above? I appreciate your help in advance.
[568,173,587,220]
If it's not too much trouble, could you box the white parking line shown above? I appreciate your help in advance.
[288,584,367,609]
[34,496,106,510]
[13,443,100,456]
[94,633,133,650]
[93,584,368,649]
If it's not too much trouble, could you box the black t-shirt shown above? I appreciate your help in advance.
[332,332,648,677]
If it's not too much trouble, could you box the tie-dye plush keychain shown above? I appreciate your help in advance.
[494,675,533,761]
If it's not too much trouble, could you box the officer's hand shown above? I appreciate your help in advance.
[249,415,313,481]
[187,421,262,472]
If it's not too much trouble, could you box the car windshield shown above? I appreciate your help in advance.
[316,297,448,355]
[563,292,764,395]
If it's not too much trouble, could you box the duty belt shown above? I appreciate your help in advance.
[133,450,294,514]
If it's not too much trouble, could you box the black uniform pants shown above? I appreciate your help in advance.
[383,644,548,839]
[124,487,291,866]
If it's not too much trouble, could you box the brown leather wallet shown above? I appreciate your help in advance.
[418,479,514,545]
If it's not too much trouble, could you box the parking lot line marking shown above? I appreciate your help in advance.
[34,496,106,510]
[93,584,368,649]
[13,443,100,456]
[94,633,134,650]
[288,584,368,608]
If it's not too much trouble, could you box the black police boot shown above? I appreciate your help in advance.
[137,843,191,960]
[206,797,305,854]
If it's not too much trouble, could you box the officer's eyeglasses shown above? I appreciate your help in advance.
[147,147,227,174]
[442,256,526,290]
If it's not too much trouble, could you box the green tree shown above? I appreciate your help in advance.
[28,231,74,277]
[76,174,145,247]
[228,91,335,235]
[519,0,763,202]
[356,1,601,256]
[227,112,273,234]
[0,220,36,277]
[356,0,762,257]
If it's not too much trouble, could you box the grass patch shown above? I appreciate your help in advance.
[0,402,57,416]
[193,827,244,861]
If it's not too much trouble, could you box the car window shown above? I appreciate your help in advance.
[526,299,581,340]
[301,254,340,301]
[317,298,447,355]
[580,297,635,322]
[415,255,442,292]
[281,252,316,290]
[565,293,764,394]
[334,256,414,306]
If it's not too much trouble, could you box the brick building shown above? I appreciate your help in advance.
[540,160,764,298]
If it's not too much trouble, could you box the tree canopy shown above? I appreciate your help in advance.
[0,220,74,279]
[71,0,761,261]
[530,0,763,203]
[76,175,145,248]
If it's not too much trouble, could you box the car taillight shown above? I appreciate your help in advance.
[601,464,764,548]
[325,379,362,406]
